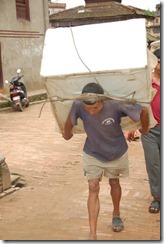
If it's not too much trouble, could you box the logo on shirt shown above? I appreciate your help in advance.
[102,118,115,125]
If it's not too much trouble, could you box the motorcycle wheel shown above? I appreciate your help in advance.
[26,101,29,107]
[17,102,23,112]
[22,98,29,108]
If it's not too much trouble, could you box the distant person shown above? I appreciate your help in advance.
[127,49,160,213]
[62,82,149,240]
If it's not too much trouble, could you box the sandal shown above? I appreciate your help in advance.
[149,200,160,213]
[112,217,124,232]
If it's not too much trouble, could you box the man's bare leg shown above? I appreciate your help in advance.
[109,178,124,232]
[87,178,100,240]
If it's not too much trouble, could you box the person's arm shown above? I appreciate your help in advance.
[139,106,149,134]
[62,117,74,140]
[127,106,149,142]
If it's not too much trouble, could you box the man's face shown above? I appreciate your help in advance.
[83,101,104,115]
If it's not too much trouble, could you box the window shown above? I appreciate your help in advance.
[153,26,160,34]
[15,0,30,21]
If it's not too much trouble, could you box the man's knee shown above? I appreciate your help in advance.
[109,178,120,188]
[88,179,100,193]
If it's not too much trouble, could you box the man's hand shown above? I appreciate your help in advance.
[62,132,73,140]
[127,130,138,142]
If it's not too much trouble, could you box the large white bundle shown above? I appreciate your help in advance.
[40,19,157,134]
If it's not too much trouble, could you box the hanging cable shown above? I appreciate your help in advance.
[69,26,138,101]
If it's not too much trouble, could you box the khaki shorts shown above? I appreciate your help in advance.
[83,151,129,180]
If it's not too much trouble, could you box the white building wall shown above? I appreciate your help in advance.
[0,0,49,93]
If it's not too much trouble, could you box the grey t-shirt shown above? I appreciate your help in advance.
[69,100,142,162]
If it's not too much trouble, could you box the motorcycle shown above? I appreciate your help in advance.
[5,69,29,112]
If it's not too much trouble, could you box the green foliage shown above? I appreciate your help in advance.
[144,10,155,16]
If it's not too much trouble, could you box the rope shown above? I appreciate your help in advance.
[38,98,49,118]
[70,27,100,85]
[38,27,150,118]
[38,93,150,118]
[69,26,137,101]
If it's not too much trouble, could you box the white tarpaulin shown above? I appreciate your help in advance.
[40,18,157,134]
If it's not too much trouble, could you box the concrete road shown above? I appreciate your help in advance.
[0,102,160,241]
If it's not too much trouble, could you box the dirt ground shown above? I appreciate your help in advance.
[0,102,160,241]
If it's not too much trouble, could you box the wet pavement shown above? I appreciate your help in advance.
[0,102,160,241]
